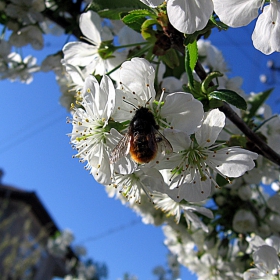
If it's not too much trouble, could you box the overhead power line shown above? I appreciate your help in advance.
[0,109,66,154]
[78,218,141,244]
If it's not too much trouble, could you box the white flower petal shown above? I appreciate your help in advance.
[64,63,85,87]
[178,174,212,202]
[162,129,191,152]
[63,42,98,66]
[70,75,116,184]
[253,245,280,274]
[183,205,214,219]
[161,92,204,133]
[210,147,258,177]
[266,236,280,253]
[167,0,213,34]
[213,0,261,27]
[249,235,266,250]
[79,11,102,44]
[99,75,115,122]
[118,25,145,47]
[161,76,183,93]
[243,268,266,280]
[139,0,163,7]
[252,2,280,55]
[141,168,165,192]
[112,89,137,122]
[233,209,257,233]
[88,145,112,185]
[196,109,225,147]
[184,211,209,232]
[119,57,156,103]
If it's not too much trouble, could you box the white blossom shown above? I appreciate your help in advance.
[160,109,257,202]
[69,75,115,184]
[213,0,280,54]
[114,57,204,133]
[110,167,164,203]
[232,209,257,233]
[252,1,280,55]
[62,10,124,79]
[213,0,262,27]
[244,235,280,280]
[139,0,213,34]
[1,53,39,84]
[5,0,45,24]
[9,25,44,50]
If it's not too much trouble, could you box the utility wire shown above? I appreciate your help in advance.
[0,109,66,154]
[78,218,141,244]
[0,106,62,141]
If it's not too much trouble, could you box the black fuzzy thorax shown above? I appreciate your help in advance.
[129,107,158,134]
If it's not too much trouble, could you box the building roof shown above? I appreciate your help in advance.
[0,184,77,260]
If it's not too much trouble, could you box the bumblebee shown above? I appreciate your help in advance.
[110,107,173,164]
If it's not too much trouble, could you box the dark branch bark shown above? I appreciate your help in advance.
[219,102,280,166]
[195,60,280,166]
[42,7,82,39]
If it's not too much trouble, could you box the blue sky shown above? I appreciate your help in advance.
[0,21,279,279]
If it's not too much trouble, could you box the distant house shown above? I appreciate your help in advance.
[0,184,77,280]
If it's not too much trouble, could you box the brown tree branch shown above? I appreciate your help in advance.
[42,4,82,40]
[219,102,280,166]
[194,60,280,166]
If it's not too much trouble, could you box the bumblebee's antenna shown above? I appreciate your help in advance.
[123,99,138,109]
[145,97,152,107]
[123,97,153,109]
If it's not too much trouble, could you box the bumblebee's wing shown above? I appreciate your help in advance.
[146,131,158,153]
[153,128,173,155]
[109,133,131,163]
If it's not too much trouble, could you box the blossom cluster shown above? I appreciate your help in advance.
[1,0,279,86]
[61,7,280,279]
[47,229,105,279]
[141,0,280,55]
[69,55,258,203]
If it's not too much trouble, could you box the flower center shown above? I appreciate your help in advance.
[170,142,209,185]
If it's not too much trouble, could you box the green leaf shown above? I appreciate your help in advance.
[246,88,273,119]
[187,40,198,71]
[122,9,154,32]
[201,71,222,94]
[215,174,229,187]
[210,15,228,31]
[161,48,179,69]
[227,135,248,148]
[209,89,247,110]
[141,19,158,41]
[88,0,149,20]
[142,18,158,29]
[185,45,194,88]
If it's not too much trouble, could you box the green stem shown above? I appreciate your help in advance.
[114,42,148,49]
